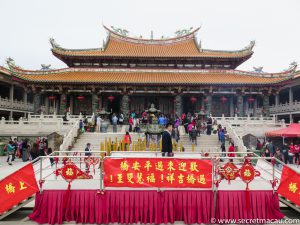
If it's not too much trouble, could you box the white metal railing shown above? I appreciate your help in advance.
[59,119,80,151]
[270,101,300,114]
[0,97,34,112]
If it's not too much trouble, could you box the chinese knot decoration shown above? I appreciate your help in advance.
[84,157,100,174]
[239,158,260,190]
[218,162,239,184]
[54,161,92,189]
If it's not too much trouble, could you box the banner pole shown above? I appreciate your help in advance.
[39,157,43,193]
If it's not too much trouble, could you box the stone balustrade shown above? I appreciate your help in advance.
[215,114,276,126]
[0,97,34,112]
[0,117,75,135]
[269,101,300,114]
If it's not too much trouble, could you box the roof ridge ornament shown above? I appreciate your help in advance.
[175,27,194,37]
[110,26,129,37]
[49,38,61,49]
[253,66,264,73]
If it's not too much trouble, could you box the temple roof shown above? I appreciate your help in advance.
[50,26,255,59]
[7,64,296,86]
[0,66,10,76]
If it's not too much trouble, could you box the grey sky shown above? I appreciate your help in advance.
[1,0,299,72]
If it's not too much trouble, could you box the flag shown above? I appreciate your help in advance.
[0,163,39,214]
[277,166,300,206]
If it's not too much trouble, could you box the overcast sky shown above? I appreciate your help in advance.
[1,0,299,72]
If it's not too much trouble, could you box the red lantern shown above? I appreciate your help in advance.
[48,95,56,101]
[107,95,115,102]
[247,97,255,103]
[77,95,85,102]
[220,96,227,104]
[190,96,197,104]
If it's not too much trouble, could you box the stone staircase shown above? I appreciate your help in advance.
[71,129,223,154]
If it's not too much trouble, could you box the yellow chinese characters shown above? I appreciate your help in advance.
[166,173,175,184]
[197,175,206,184]
[155,161,164,171]
[187,174,196,184]
[120,161,129,171]
[167,161,175,172]
[66,168,74,176]
[190,162,199,172]
[132,161,141,171]
[117,174,124,183]
[178,162,187,172]
[243,169,251,177]
[144,161,152,171]
[178,174,184,184]
[289,182,298,193]
[5,182,15,194]
[19,181,28,190]
[146,173,155,183]
[137,173,144,184]
[127,173,134,184]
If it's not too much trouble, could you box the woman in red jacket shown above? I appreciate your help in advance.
[228,142,235,162]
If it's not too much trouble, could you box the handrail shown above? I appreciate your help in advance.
[59,119,80,151]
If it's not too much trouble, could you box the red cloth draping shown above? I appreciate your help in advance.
[216,191,284,220]
[265,123,300,137]
[29,190,214,224]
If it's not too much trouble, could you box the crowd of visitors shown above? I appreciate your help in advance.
[4,137,52,165]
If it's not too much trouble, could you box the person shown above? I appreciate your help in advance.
[129,117,133,132]
[294,144,299,164]
[219,129,225,145]
[207,115,213,135]
[39,138,45,157]
[274,148,283,170]
[266,140,275,155]
[112,114,118,133]
[282,142,289,164]
[162,123,173,157]
[85,143,92,172]
[264,148,272,162]
[21,139,29,162]
[7,141,15,165]
[119,112,124,125]
[221,142,226,157]
[30,143,39,161]
[46,148,54,165]
[79,119,85,133]
[12,138,18,161]
[190,126,197,146]
[228,142,235,162]
[288,143,295,164]
[123,132,131,151]
[96,115,103,133]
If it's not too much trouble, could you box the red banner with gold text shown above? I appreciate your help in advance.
[104,158,212,188]
[0,163,39,214]
[277,166,300,206]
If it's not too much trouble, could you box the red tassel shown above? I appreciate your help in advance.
[246,184,251,210]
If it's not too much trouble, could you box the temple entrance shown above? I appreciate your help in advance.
[107,96,121,114]
[211,96,230,117]
[73,95,92,115]
[183,96,202,115]
[130,95,173,115]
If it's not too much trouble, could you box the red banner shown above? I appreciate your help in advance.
[104,158,212,188]
[277,166,300,206]
[0,163,39,214]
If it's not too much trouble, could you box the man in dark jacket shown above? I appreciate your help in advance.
[162,123,173,157]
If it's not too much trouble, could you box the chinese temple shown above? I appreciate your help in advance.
[2,25,300,120]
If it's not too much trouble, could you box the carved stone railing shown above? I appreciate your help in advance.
[215,114,276,126]
[59,120,80,151]
[0,97,34,112]
[0,117,74,135]
[224,121,247,152]
[269,101,300,114]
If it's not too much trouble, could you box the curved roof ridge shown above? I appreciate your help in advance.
[103,25,201,44]
[201,41,255,54]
